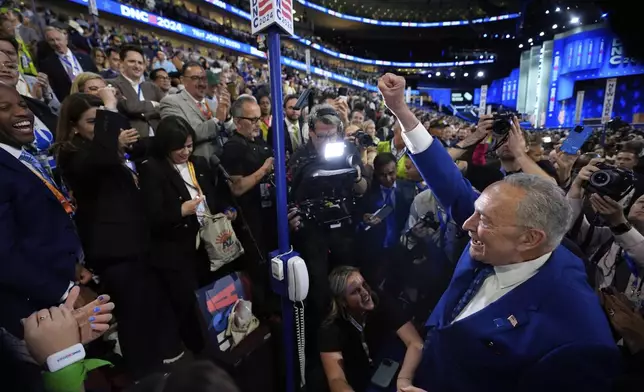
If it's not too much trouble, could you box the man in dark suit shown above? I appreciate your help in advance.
[39,26,97,101]
[378,73,620,392]
[266,94,308,157]
[109,45,164,138]
[0,84,78,338]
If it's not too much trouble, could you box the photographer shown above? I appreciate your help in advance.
[567,162,644,390]
[288,104,367,327]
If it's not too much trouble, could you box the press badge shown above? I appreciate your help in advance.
[260,183,273,208]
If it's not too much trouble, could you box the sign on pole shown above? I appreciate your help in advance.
[574,90,585,124]
[88,0,98,16]
[305,49,311,74]
[486,105,492,115]
[601,78,617,124]
[479,85,488,116]
[250,0,294,35]
[405,86,411,104]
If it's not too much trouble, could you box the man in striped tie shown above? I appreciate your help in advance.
[0,83,80,338]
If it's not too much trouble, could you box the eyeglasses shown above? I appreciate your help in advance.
[286,106,301,111]
[0,62,18,73]
[187,75,207,82]
[238,116,261,124]
[314,132,338,141]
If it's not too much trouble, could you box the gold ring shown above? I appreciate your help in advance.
[38,315,49,321]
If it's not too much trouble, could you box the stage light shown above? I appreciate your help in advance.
[427,74,432,78]
[435,71,441,76]
[477,71,484,78]
[552,24,558,29]
[601,13,608,18]
[483,33,488,37]
[545,10,550,14]
[570,16,580,24]
[490,55,495,59]
[494,34,499,38]
[528,38,533,43]
[540,31,545,36]
[505,34,511,39]
[480,55,484,59]
[555,7,561,12]
[450,72,456,77]
[464,72,469,77]
[519,44,524,48]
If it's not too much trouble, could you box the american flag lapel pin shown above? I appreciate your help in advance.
[507,315,518,327]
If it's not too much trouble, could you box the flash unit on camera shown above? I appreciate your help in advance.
[324,142,345,160]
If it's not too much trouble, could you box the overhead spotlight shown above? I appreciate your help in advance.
[435,71,441,76]
[477,71,484,78]
[505,34,511,39]
[490,55,495,59]
[494,34,499,38]
[552,24,558,29]
[464,72,469,77]
[570,16,580,24]
[530,42,534,46]
[545,10,550,14]
[450,72,456,77]
[540,31,545,36]
[555,7,560,12]
[483,33,488,37]
[528,38,533,43]
[427,73,432,78]
[519,43,524,48]
[601,13,608,18]
[479,55,484,59]
[567,6,570,10]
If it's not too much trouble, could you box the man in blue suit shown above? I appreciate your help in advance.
[0,84,78,337]
[377,74,620,391]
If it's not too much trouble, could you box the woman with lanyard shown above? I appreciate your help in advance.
[138,115,237,359]
[55,89,174,379]
[319,266,424,392]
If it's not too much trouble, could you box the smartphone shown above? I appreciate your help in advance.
[338,87,348,101]
[560,125,594,155]
[371,358,399,388]
[373,205,394,220]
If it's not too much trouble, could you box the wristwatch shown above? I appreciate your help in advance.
[609,222,632,235]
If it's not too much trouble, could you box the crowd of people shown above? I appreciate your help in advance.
[2,1,644,392]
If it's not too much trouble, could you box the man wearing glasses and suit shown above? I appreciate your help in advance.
[160,61,231,159]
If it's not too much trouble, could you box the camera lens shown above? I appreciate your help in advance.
[589,171,611,187]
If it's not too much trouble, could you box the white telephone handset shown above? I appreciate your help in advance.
[287,256,309,302]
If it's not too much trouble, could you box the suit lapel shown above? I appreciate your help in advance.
[161,159,192,202]
[116,75,138,101]
[0,148,65,207]
[181,91,206,121]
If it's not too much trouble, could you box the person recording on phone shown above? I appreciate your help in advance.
[318,266,424,392]
[377,72,619,391]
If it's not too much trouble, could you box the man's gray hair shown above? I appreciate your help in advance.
[309,103,342,132]
[231,94,257,118]
[502,174,573,249]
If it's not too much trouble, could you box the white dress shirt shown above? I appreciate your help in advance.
[401,122,434,154]
[123,74,156,136]
[174,162,206,225]
[285,119,308,150]
[453,253,552,322]
[58,48,83,79]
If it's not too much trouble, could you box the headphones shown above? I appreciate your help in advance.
[309,107,344,135]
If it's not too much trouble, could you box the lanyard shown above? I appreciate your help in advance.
[59,54,80,80]
[186,161,203,195]
[27,166,75,216]
[348,316,373,367]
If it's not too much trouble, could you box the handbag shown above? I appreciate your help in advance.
[199,211,245,272]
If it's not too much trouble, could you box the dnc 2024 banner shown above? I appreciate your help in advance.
[545,25,644,127]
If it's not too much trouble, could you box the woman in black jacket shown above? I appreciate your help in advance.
[139,115,236,355]
[55,90,182,379]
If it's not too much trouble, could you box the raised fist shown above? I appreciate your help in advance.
[378,73,407,112]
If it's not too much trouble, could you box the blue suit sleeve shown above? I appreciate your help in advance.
[408,140,479,227]
[517,343,621,392]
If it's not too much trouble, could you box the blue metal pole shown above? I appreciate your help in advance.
[267,28,290,253]
[266,27,295,392]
